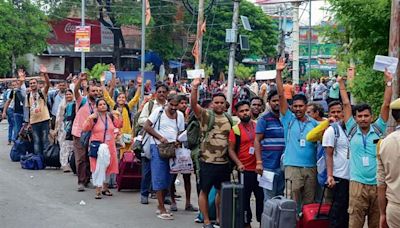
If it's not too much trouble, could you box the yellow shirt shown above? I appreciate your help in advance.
[306,119,330,142]
[103,88,140,135]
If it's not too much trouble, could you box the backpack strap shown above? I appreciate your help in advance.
[148,100,154,115]
[371,123,384,138]
[232,125,241,153]
[223,112,233,127]
[331,123,341,155]
[347,123,358,142]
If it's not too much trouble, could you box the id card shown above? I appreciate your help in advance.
[362,156,369,167]
[300,139,306,147]
[249,147,255,155]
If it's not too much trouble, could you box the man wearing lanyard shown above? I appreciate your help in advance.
[229,100,263,228]
[377,98,400,228]
[338,70,392,228]
[275,58,319,209]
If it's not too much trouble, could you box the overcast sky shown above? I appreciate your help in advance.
[299,0,331,26]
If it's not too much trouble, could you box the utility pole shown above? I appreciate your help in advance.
[387,0,400,132]
[140,0,146,103]
[81,0,85,73]
[308,0,312,85]
[291,2,300,84]
[195,0,205,69]
[279,4,287,58]
[226,0,240,114]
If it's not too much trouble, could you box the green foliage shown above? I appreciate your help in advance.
[309,69,324,80]
[16,56,30,70]
[202,0,278,72]
[349,66,385,117]
[0,1,49,76]
[233,63,254,80]
[145,63,154,71]
[87,63,109,80]
[201,64,213,78]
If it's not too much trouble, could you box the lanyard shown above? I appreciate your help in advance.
[361,133,367,150]
[98,114,108,142]
[298,120,309,137]
[241,122,255,142]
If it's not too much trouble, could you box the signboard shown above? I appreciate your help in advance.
[74,26,91,52]
[187,69,205,79]
[255,70,276,80]
[36,57,66,75]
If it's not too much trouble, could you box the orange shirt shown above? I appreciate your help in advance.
[283,84,294,99]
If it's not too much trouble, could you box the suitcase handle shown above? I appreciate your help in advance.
[316,185,331,218]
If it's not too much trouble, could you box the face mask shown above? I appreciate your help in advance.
[240,115,251,123]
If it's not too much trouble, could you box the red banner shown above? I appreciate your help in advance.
[49,18,101,44]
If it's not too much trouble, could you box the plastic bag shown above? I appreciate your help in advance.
[92,144,111,187]
[169,147,193,174]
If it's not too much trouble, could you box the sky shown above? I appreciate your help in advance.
[299,0,331,26]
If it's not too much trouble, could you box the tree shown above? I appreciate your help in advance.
[201,0,278,73]
[323,0,391,114]
[234,63,254,80]
[0,1,49,76]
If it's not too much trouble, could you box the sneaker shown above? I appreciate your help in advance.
[77,184,85,192]
[203,224,214,228]
[85,182,95,189]
[141,195,149,204]
[170,203,178,211]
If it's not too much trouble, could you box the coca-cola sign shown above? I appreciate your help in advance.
[64,23,77,34]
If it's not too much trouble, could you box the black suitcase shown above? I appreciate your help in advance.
[220,182,244,228]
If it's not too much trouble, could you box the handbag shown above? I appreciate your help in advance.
[88,114,108,158]
[158,142,176,159]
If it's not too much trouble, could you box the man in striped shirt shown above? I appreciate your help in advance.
[254,89,285,201]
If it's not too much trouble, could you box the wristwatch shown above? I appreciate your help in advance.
[386,81,393,87]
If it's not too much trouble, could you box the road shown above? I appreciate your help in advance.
[0,122,205,228]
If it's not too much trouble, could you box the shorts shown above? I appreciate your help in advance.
[199,162,230,194]
[150,144,171,191]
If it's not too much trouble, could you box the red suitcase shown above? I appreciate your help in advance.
[116,151,142,191]
[299,187,331,228]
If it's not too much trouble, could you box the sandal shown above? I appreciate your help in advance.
[102,189,113,196]
[185,204,199,212]
[157,213,174,220]
[156,209,173,216]
[95,192,102,199]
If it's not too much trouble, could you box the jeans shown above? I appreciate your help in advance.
[31,120,50,155]
[263,168,285,201]
[329,177,349,228]
[6,108,14,141]
[243,171,264,224]
[13,113,24,139]
[140,157,151,197]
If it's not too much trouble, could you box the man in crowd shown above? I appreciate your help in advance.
[254,90,285,202]
[327,76,340,104]
[276,58,319,208]
[250,96,264,120]
[249,77,259,95]
[282,79,294,105]
[307,102,325,122]
[229,100,263,228]
[48,80,67,130]
[378,98,400,228]
[191,77,232,228]
[72,73,100,192]
[25,65,51,156]
[338,70,392,228]
[322,101,350,227]
[2,81,16,144]
[139,84,168,204]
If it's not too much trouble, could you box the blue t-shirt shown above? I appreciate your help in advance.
[280,110,318,167]
[256,111,285,169]
[346,116,386,185]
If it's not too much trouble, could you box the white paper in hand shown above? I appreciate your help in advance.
[187,69,205,79]
[257,170,275,190]
[373,55,398,74]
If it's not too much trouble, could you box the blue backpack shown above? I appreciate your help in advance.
[10,139,34,162]
[317,123,340,186]
[20,154,45,170]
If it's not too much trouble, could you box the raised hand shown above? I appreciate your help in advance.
[191,78,201,88]
[384,68,393,83]
[109,64,116,74]
[337,76,343,83]
[276,57,286,71]
[39,64,47,74]
[136,76,143,86]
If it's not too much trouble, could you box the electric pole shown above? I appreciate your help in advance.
[387,0,400,132]
[226,0,240,114]
[140,0,146,103]
[308,0,312,85]
[292,2,300,84]
[81,0,85,73]
[195,0,205,69]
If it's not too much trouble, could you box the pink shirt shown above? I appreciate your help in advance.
[72,96,97,138]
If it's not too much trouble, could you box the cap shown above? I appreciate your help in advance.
[390,98,400,110]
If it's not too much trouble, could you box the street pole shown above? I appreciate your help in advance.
[226,0,240,114]
[195,0,205,69]
[292,2,300,84]
[281,4,287,58]
[140,0,146,103]
[308,0,312,85]
[387,0,400,132]
[81,0,85,73]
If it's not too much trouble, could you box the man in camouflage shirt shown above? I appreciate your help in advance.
[191,78,232,228]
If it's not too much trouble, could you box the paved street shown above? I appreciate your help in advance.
[0,122,204,228]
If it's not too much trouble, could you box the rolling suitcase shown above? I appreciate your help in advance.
[220,173,244,228]
[261,179,297,228]
[116,151,141,191]
[299,186,331,228]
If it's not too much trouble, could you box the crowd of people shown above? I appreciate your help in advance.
[1,60,400,228]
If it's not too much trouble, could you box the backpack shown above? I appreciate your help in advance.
[133,100,154,136]
[187,111,200,150]
[317,123,340,186]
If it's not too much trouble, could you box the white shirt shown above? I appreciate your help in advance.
[147,107,185,144]
[322,125,350,180]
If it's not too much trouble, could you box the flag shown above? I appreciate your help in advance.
[145,0,151,26]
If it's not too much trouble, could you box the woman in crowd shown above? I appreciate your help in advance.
[82,98,123,199]
[53,89,75,172]
[102,67,142,157]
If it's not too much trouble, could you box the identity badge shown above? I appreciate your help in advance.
[362,156,369,167]
[249,147,255,155]
[300,139,306,147]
